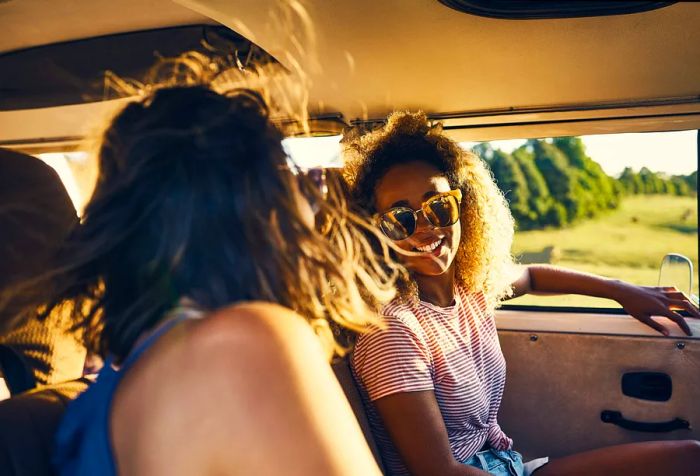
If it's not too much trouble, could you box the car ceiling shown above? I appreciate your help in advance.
[180,0,700,119]
[0,0,213,53]
[1,0,699,145]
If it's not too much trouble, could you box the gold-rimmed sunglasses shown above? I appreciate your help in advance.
[377,189,462,241]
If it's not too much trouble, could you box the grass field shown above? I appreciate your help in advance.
[508,195,698,307]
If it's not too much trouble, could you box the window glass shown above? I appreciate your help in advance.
[34,135,344,216]
[464,130,698,308]
[35,151,95,215]
[36,130,698,310]
[282,135,342,168]
[0,378,9,402]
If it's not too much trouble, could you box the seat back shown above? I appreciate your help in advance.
[332,356,385,474]
[0,148,88,475]
[0,148,84,390]
[0,378,90,476]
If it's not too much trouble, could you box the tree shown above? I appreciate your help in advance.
[619,167,644,194]
[531,139,583,224]
[553,137,620,212]
[488,150,532,228]
[512,146,554,227]
[639,167,664,194]
[470,142,495,162]
[683,170,697,194]
[671,176,691,196]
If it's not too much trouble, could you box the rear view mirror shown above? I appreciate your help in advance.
[658,253,698,305]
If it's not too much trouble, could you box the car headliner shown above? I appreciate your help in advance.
[1,0,699,145]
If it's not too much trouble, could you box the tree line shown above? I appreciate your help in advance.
[471,137,697,230]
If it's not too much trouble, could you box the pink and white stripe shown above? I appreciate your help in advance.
[351,287,512,475]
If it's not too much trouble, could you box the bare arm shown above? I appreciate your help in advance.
[112,302,380,476]
[510,264,626,298]
[509,264,699,335]
[373,391,489,476]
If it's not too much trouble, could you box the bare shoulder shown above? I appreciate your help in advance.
[111,303,323,475]
[133,301,326,394]
[115,302,325,401]
[184,301,327,377]
[191,301,318,352]
[112,302,379,475]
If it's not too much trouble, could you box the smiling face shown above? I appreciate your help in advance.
[375,161,461,277]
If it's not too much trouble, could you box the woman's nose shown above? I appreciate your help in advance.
[415,209,434,231]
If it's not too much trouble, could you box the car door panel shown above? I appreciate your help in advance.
[496,311,700,460]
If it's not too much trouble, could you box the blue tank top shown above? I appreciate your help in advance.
[53,309,200,475]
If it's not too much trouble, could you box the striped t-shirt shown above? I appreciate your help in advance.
[351,286,512,475]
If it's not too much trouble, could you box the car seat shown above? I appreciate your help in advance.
[0,148,88,475]
[332,355,386,473]
[0,378,91,476]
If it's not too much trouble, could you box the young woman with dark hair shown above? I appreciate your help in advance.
[343,111,700,476]
[2,73,403,473]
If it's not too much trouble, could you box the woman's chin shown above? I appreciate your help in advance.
[408,258,451,277]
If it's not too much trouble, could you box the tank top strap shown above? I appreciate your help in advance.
[121,305,204,370]
[53,303,204,476]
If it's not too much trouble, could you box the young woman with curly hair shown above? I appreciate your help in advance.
[343,111,700,476]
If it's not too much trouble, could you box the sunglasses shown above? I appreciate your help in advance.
[286,162,328,214]
[302,167,328,201]
[377,189,462,241]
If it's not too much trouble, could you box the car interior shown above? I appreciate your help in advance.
[1,1,699,474]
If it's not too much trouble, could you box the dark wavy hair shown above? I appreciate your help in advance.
[343,111,515,307]
[2,84,400,361]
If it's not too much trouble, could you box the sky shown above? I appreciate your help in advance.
[461,130,698,178]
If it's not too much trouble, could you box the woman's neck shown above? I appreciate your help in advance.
[414,267,456,307]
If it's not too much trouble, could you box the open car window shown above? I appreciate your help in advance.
[37,130,697,311]
[34,136,344,216]
[464,130,698,309]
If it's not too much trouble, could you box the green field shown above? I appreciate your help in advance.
[508,195,698,307]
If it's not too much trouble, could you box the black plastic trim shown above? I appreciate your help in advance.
[621,372,672,402]
[0,24,277,111]
[438,1,675,20]
[601,410,689,433]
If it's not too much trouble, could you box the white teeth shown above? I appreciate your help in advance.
[416,239,441,252]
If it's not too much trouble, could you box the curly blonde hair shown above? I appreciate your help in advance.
[343,111,516,308]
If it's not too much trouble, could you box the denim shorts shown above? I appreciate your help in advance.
[463,448,549,476]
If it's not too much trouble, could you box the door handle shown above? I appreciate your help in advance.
[601,410,690,433]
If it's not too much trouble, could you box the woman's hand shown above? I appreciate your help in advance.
[610,282,700,336]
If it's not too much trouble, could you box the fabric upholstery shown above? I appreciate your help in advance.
[0,378,90,476]
[0,148,85,393]
[332,356,386,473]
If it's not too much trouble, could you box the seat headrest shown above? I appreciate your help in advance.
[0,147,77,308]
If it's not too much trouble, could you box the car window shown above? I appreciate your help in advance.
[281,130,698,310]
[464,130,698,309]
[35,152,93,215]
[34,136,345,216]
[282,135,343,169]
[35,130,698,310]
[0,377,9,402]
